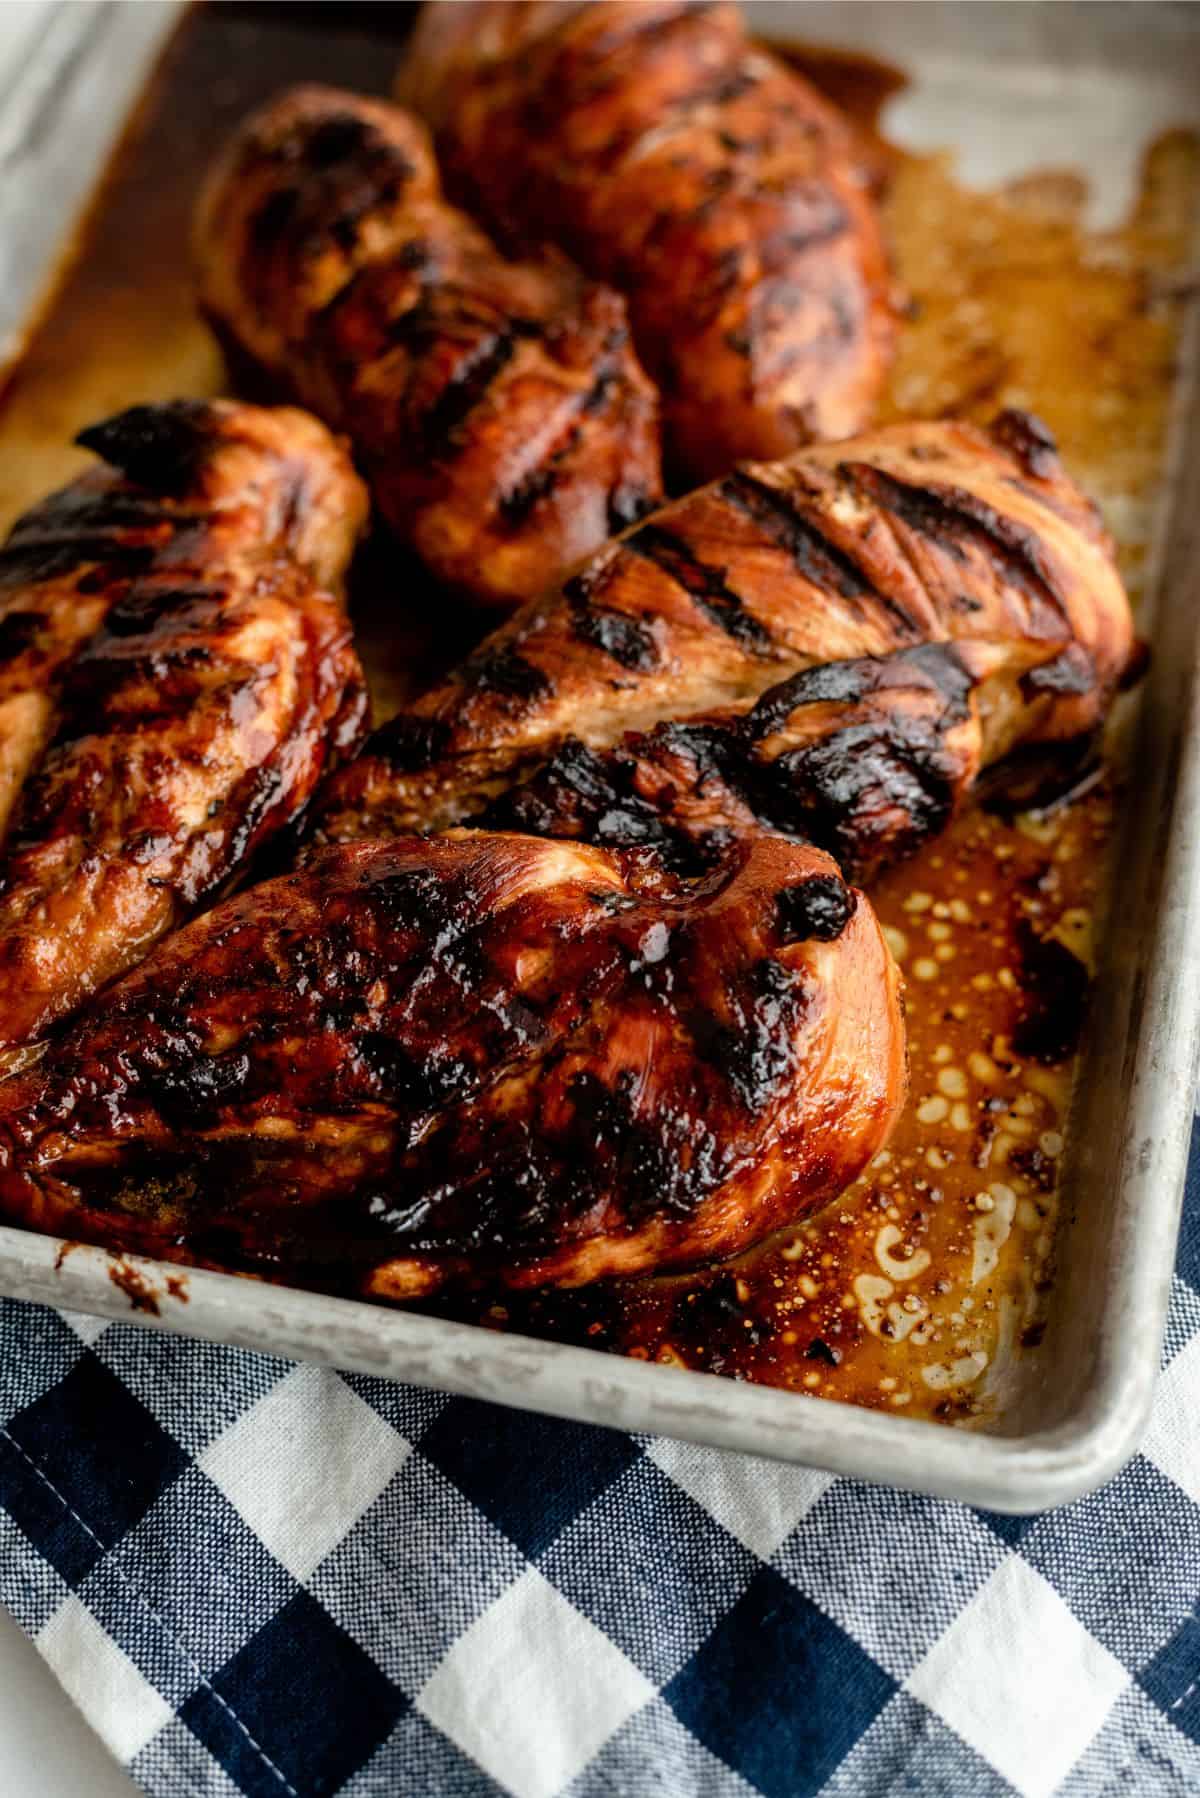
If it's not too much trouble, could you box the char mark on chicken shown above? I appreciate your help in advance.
[399,0,897,480]
[0,399,367,1052]
[311,410,1134,879]
[195,85,663,610]
[0,830,904,1294]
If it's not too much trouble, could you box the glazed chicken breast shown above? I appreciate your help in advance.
[0,831,904,1294]
[195,85,662,610]
[399,0,896,480]
[0,400,366,1052]
[313,410,1134,881]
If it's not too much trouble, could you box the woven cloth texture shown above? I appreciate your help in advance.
[0,1120,1198,1797]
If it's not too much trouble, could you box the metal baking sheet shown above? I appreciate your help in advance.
[0,0,1198,1511]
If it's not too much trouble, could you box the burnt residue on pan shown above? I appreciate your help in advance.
[2,4,1198,1425]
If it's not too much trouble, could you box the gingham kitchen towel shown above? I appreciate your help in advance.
[0,1123,1198,1797]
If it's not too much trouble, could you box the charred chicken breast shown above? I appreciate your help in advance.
[0,831,903,1293]
[313,410,1134,881]
[399,0,896,480]
[0,400,366,1051]
[195,85,663,609]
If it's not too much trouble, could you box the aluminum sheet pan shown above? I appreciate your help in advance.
[0,0,1197,1511]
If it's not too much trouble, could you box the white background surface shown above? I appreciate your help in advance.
[0,1606,137,1796]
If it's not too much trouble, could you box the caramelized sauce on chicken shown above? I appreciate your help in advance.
[0,4,1195,1422]
[0,400,366,1051]
[195,84,662,610]
[0,832,903,1294]
[400,1,897,481]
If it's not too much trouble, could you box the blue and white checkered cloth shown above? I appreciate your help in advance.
[0,1121,1198,1798]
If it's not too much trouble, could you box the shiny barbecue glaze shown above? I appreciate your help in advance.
[0,830,904,1295]
[195,84,662,610]
[0,399,367,1051]
[0,4,1194,1420]
[457,785,1111,1417]
[313,410,1134,879]
[399,0,897,481]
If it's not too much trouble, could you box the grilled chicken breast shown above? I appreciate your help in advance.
[399,0,896,480]
[313,410,1134,880]
[485,643,984,886]
[195,85,662,610]
[0,831,904,1293]
[0,400,367,1051]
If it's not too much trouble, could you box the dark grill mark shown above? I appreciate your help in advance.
[567,601,659,671]
[720,470,874,601]
[749,641,976,743]
[745,647,977,881]
[485,737,694,871]
[0,610,46,662]
[365,713,452,773]
[397,237,432,272]
[329,175,406,252]
[747,657,878,739]
[421,331,516,455]
[103,584,219,638]
[249,185,299,251]
[302,114,375,169]
[145,1052,251,1131]
[461,645,551,703]
[76,402,213,492]
[356,1031,478,1112]
[776,875,856,943]
[580,367,618,415]
[498,458,562,528]
[692,957,808,1115]
[0,532,160,592]
[626,524,773,652]
[1019,645,1095,701]
[845,463,1071,632]
[990,408,1060,479]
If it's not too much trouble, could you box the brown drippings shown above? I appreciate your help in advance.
[107,1258,161,1316]
[0,9,1196,1424]
[445,785,1111,1419]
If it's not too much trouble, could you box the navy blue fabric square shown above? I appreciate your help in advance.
[2,1353,186,1580]
[418,1397,641,1559]
[1176,1114,1200,1293]
[181,1588,407,1798]
[0,1429,101,1586]
[1140,1605,1200,1744]
[974,1506,1039,1547]
[665,1565,896,1798]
